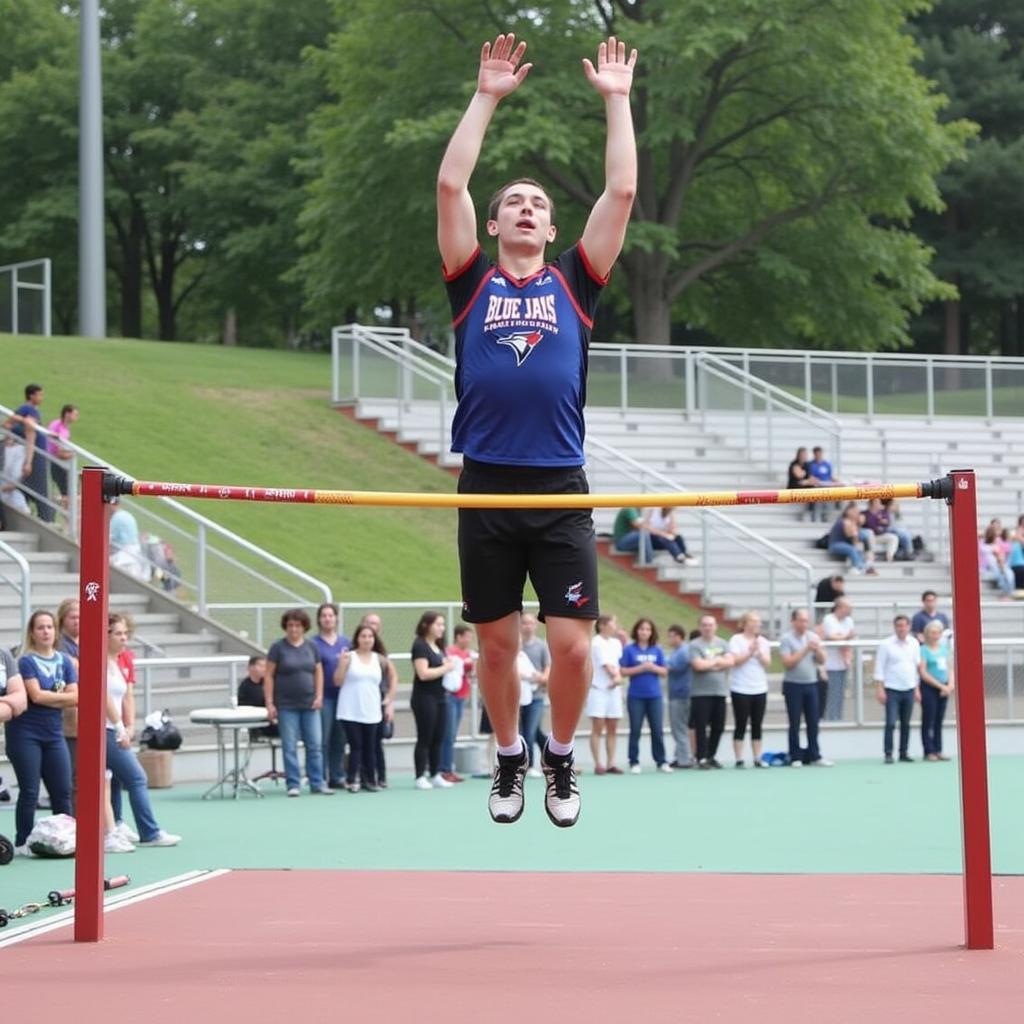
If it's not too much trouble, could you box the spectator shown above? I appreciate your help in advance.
[919,620,954,762]
[237,655,279,739]
[2,383,53,522]
[1,432,30,515]
[265,608,333,797]
[688,614,734,769]
[518,614,550,778]
[45,403,78,513]
[620,618,670,773]
[7,610,77,854]
[0,648,27,722]
[862,498,901,562]
[780,608,831,767]
[108,498,149,581]
[821,597,855,722]
[727,611,771,768]
[1010,533,1024,591]
[806,445,842,523]
[55,598,81,806]
[814,573,845,610]
[665,624,693,769]
[874,615,921,764]
[979,524,1014,596]
[647,507,697,565]
[585,613,624,774]
[911,591,950,642]
[410,611,460,790]
[827,504,877,576]
[441,623,476,783]
[357,612,398,788]
[787,446,817,520]
[612,506,654,564]
[313,603,350,790]
[335,624,394,793]
[881,498,915,560]
[105,613,181,846]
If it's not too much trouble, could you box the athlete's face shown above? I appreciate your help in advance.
[487,185,557,250]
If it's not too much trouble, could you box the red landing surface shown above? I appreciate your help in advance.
[6,871,1024,1023]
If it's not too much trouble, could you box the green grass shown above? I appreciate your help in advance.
[0,333,698,633]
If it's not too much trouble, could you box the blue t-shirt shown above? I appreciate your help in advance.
[666,645,692,698]
[911,610,949,637]
[12,403,45,450]
[921,643,950,685]
[620,642,665,700]
[808,458,833,483]
[313,634,350,697]
[444,244,606,466]
[11,651,77,739]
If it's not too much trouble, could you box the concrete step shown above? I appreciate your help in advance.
[0,531,40,554]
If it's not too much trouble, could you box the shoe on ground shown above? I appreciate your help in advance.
[925,753,939,762]
[541,744,581,829]
[13,844,33,857]
[657,763,674,773]
[377,779,389,788]
[346,782,361,793]
[114,821,140,844]
[605,765,623,775]
[526,767,543,778]
[363,783,378,793]
[812,758,835,767]
[138,830,181,848]
[790,760,803,768]
[104,832,136,854]
[735,760,745,769]
[0,786,10,803]
[754,760,768,769]
[431,773,454,788]
[313,785,336,795]
[708,758,723,769]
[415,775,433,791]
[899,754,915,763]
[884,755,894,764]
[488,741,528,824]
[936,753,952,761]
[629,764,642,774]
[697,759,711,770]
[287,787,301,797]
[441,771,464,783]
[594,764,607,775]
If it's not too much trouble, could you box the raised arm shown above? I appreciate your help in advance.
[437,33,532,273]
[579,36,638,279]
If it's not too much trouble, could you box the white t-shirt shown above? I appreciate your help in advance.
[590,634,623,691]
[727,634,769,695]
[873,635,921,691]
[648,509,672,533]
[822,613,855,672]
[517,650,537,707]
[337,651,384,724]
[106,659,128,730]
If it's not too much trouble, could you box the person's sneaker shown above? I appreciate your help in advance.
[754,759,768,769]
[735,760,746,769]
[0,783,10,802]
[431,773,454,788]
[114,821,140,844]
[441,772,464,784]
[312,785,336,795]
[684,556,700,567]
[884,755,894,764]
[629,764,642,774]
[657,763,674,773]
[287,787,301,797]
[812,758,835,767]
[790,759,803,768]
[104,832,135,854]
[899,753,915,763]
[363,783,379,793]
[697,759,711,770]
[13,844,33,857]
[488,742,528,824]
[346,782,361,794]
[415,775,433,791]
[377,779,389,788]
[541,745,581,829]
[708,758,723,769]
[138,830,181,848]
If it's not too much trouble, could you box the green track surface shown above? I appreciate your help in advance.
[2,757,1021,919]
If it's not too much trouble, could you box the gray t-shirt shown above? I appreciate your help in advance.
[780,629,818,683]
[267,638,321,709]
[688,636,730,697]
[0,648,16,694]
[522,638,550,675]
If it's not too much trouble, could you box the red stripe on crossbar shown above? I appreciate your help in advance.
[736,491,781,504]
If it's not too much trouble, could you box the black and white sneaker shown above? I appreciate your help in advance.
[488,740,528,824]
[541,744,581,829]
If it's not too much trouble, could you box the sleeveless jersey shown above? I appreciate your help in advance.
[444,243,607,467]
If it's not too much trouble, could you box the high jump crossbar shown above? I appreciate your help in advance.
[73,469,993,949]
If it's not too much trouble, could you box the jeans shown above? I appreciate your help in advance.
[5,728,72,846]
[824,669,847,721]
[341,720,378,786]
[651,534,687,559]
[441,694,467,773]
[277,707,325,790]
[883,687,915,757]
[614,530,654,564]
[920,685,948,755]
[783,681,821,763]
[627,695,666,766]
[668,696,692,765]
[321,694,347,785]
[519,697,546,768]
[886,527,913,557]
[106,731,162,842]
[828,540,864,570]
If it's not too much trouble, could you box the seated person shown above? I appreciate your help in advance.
[648,506,697,565]
[237,655,279,739]
[827,505,877,576]
[612,506,654,564]
[862,498,901,562]
[787,446,816,519]
[806,445,843,523]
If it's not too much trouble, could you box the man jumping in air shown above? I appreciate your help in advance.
[437,32,637,827]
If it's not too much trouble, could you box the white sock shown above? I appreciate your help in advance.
[497,737,524,758]
[547,736,573,757]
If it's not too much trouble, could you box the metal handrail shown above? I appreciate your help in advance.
[0,257,51,336]
[0,538,31,635]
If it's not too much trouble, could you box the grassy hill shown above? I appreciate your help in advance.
[1,333,699,633]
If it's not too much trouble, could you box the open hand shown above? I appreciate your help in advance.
[582,36,637,97]
[478,34,532,98]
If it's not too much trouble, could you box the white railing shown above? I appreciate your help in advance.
[790,600,1024,639]
[0,407,332,639]
[0,258,51,336]
[0,538,31,635]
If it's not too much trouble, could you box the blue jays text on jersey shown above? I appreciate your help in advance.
[444,244,607,467]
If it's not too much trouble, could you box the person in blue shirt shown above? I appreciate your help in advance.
[437,31,638,829]
[919,620,954,761]
[806,446,842,524]
[312,603,350,789]
[620,618,670,773]
[664,624,693,768]
[911,590,950,642]
[2,382,54,522]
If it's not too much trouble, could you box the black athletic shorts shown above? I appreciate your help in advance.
[457,457,599,625]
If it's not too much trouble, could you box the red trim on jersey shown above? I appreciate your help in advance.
[495,263,549,289]
[451,266,497,330]
[548,265,594,330]
[577,241,611,286]
[442,245,482,283]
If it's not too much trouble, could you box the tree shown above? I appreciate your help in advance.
[306,0,971,349]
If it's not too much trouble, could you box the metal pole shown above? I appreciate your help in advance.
[853,648,864,725]
[10,266,17,334]
[79,0,107,338]
[984,362,994,421]
[619,347,628,412]
[926,360,935,421]
[74,466,110,942]
[866,355,874,419]
[42,258,52,337]
[831,362,838,414]
[197,522,207,616]
[1008,647,1015,721]
[946,469,994,949]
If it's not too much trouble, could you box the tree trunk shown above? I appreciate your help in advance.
[628,270,673,346]
[222,307,237,346]
[119,208,144,339]
[154,239,177,341]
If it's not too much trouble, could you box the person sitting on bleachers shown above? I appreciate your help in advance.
[862,498,901,562]
[979,524,1014,597]
[827,505,877,576]
[787,446,817,520]
[237,655,278,739]
[612,506,654,564]
[647,506,697,565]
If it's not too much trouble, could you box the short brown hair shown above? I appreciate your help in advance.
[487,178,555,223]
[280,608,311,632]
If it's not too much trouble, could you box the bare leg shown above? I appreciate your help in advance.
[544,616,593,747]
[475,612,522,749]
[589,718,604,769]
[733,737,744,763]
[752,738,763,762]
[605,717,618,767]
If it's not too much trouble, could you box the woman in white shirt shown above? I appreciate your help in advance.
[335,625,393,793]
[728,611,771,768]
[648,507,696,565]
[821,598,855,721]
[585,614,624,774]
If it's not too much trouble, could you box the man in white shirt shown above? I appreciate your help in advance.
[873,615,921,764]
